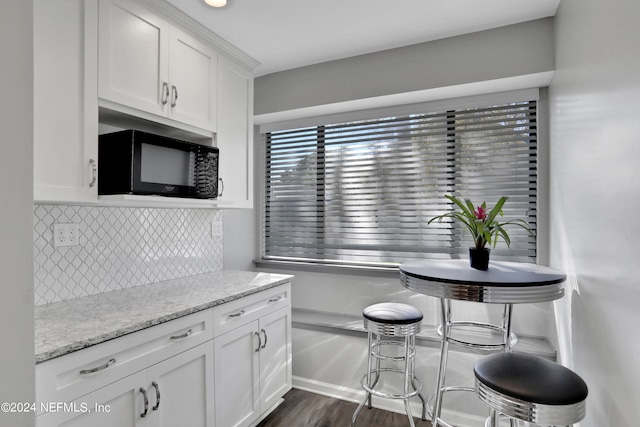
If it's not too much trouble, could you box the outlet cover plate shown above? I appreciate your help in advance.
[211,220,223,237]
[53,223,80,247]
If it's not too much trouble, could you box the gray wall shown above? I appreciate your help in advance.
[255,18,554,115]
[549,0,640,425]
[0,1,36,426]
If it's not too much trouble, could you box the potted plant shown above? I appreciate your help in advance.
[428,195,534,270]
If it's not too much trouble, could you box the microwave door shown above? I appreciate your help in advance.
[135,143,194,197]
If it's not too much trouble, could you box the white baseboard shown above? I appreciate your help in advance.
[292,375,485,427]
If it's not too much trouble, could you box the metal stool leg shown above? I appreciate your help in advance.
[410,334,427,421]
[403,334,416,427]
[353,332,371,426]
[431,298,451,427]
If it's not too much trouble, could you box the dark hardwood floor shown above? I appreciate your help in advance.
[257,388,432,427]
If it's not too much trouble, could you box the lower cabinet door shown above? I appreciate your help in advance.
[36,343,215,427]
[36,370,148,427]
[259,306,292,412]
[214,321,260,427]
[147,343,214,427]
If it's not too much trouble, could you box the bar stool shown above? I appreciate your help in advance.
[351,302,427,427]
[474,352,588,427]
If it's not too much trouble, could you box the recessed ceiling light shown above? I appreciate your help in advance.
[204,0,227,7]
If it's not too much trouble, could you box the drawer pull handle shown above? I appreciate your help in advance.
[260,328,267,349]
[268,296,282,303]
[254,331,261,352]
[140,387,149,418]
[228,309,245,318]
[170,329,193,340]
[79,358,116,375]
[151,381,161,411]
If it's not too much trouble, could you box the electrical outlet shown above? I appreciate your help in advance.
[211,220,223,237]
[53,223,80,248]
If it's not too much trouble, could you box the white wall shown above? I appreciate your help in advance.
[549,0,640,425]
[0,1,36,426]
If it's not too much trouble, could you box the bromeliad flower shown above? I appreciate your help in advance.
[428,195,534,250]
[474,205,487,221]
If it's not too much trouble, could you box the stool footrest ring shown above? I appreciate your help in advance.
[371,340,416,362]
[427,386,476,427]
[361,371,423,400]
[437,321,518,350]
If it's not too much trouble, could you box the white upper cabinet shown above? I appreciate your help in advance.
[98,0,217,132]
[216,56,254,208]
[168,27,218,131]
[33,0,255,207]
[33,0,99,204]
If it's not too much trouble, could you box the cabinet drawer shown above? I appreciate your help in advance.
[36,309,213,408]
[213,283,291,337]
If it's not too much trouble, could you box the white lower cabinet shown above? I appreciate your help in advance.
[214,306,292,427]
[37,343,214,427]
[36,284,292,427]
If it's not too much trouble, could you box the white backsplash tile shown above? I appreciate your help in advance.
[33,205,223,305]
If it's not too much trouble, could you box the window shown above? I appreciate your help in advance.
[263,97,538,268]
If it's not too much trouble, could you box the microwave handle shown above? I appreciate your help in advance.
[218,177,224,197]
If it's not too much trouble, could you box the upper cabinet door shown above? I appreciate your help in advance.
[168,27,217,131]
[33,0,99,204]
[216,56,254,208]
[98,0,169,117]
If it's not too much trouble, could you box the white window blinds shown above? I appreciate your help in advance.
[263,100,538,267]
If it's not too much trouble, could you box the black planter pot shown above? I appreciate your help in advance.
[469,247,491,270]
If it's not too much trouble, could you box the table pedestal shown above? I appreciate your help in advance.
[430,299,516,427]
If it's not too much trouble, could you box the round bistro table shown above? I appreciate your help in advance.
[399,259,566,427]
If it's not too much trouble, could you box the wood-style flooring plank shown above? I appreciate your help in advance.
[257,388,432,427]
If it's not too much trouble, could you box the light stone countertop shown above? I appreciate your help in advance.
[35,270,294,363]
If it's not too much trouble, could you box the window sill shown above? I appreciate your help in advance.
[254,259,401,278]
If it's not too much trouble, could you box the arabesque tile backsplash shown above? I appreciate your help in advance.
[33,205,223,305]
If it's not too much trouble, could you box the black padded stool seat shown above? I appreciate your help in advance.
[363,302,423,325]
[474,352,588,426]
[474,353,588,405]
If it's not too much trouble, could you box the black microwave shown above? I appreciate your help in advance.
[98,130,219,199]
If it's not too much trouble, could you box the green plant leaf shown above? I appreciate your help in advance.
[445,195,475,219]
[486,196,508,225]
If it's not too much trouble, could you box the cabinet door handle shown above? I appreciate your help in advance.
[254,331,262,352]
[171,85,178,108]
[79,358,115,375]
[161,82,170,105]
[89,159,97,188]
[218,177,224,197]
[268,296,282,303]
[151,381,161,411]
[170,329,193,340]
[260,328,267,349]
[139,387,149,418]
[228,309,245,318]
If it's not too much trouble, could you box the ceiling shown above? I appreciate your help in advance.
[166,0,561,77]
